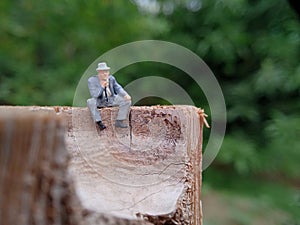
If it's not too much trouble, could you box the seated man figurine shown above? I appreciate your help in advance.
[87,62,132,130]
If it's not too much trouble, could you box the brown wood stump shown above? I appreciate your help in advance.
[0,105,203,225]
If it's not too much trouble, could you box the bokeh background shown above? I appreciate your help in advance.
[1,1,299,224]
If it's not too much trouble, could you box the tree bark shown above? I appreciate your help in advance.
[0,109,83,225]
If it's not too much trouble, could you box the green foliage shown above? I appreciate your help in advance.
[203,169,300,224]
[0,1,167,105]
[217,134,257,175]
[152,0,300,179]
[263,113,300,178]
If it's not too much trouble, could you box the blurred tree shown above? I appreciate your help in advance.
[134,0,300,178]
[0,0,167,105]
[288,0,300,19]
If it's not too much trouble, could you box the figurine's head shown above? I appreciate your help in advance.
[96,62,110,81]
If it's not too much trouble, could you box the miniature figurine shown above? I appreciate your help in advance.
[87,62,131,130]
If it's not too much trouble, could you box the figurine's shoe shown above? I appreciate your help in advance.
[96,121,106,130]
[115,120,128,128]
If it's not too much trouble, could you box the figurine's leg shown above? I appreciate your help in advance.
[87,98,102,122]
[114,95,131,120]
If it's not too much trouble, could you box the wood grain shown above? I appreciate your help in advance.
[0,106,203,225]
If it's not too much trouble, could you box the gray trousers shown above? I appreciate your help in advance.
[87,95,131,122]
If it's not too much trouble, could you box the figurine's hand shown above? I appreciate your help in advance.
[101,80,108,88]
[124,95,131,101]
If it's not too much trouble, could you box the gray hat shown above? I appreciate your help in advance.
[96,62,110,71]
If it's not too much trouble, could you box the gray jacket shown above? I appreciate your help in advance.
[87,75,128,104]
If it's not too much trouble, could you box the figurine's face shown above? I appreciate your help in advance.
[98,70,109,81]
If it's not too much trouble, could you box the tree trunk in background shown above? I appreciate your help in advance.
[0,106,203,225]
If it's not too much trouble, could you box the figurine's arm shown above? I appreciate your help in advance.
[111,76,129,97]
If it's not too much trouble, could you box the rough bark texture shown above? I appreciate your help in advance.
[0,109,83,225]
[0,106,203,225]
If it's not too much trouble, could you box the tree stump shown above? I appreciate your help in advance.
[0,109,83,225]
[0,106,203,225]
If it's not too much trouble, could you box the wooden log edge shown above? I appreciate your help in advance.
[0,106,204,225]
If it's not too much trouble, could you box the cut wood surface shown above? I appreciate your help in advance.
[0,105,203,225]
